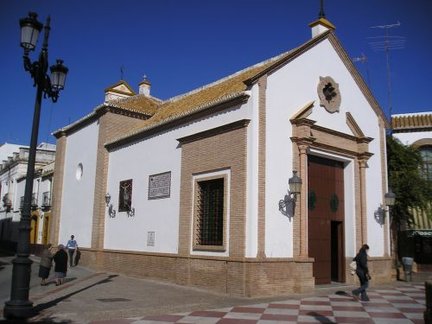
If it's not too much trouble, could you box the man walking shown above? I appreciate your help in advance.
[66,235,78,267]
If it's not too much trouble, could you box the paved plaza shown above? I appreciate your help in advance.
[103,285,425,324]
[0,253,428,323]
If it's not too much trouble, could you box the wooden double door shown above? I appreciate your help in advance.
[308,155,345,284]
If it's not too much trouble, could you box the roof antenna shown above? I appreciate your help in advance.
[352,53,371,88]
[318,0,325,18]
[368,21,405,123]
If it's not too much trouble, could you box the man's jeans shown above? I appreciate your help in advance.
[68,249,75,267]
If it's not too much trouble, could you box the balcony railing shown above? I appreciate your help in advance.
[41,191,51,210]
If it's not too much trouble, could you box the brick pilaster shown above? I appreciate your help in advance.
[50,134,67,245]
[257,75,267,259]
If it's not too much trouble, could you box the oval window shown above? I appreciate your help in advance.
[76,163,83,180]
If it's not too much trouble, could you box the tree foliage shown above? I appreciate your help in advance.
[387,136,432,228]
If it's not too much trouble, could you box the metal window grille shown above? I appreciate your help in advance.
[197,178,224,246]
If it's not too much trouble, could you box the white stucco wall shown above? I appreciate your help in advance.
[393,131,432,146]
[59,122,99,247]
[105,102,253,254]
[264,39,387,258]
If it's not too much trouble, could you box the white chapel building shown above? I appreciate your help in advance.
[51,12,393,296]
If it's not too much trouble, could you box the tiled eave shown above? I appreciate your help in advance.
[105,91,250,150]
[53,104,152,138]
[392,113,432,132]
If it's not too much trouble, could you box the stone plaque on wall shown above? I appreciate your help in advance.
[147,231,155,246]
[148,171,171,199]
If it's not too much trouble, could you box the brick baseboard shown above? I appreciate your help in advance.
[77,249,393,296]
[77,249,315,297]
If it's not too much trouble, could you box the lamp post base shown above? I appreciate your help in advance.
[3,256,34,320]
[3,300,34,319]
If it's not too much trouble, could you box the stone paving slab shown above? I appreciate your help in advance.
[88,283,426,324]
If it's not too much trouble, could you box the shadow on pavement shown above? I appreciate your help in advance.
[307,311,336,323]
[0,316,72,323]
[32,275,118,316]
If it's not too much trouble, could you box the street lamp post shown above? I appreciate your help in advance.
[3,12,68,319]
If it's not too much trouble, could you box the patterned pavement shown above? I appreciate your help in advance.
[91,283,426,324]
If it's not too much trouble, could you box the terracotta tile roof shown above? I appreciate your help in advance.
[106,94,161,116]
[150,56,288,124]
[53,95,161,137]
[392,112,432,131]
[106,47,299,147]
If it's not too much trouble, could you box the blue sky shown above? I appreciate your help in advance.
[1,0,431,145]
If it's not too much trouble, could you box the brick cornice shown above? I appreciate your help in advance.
[177,119,250,144]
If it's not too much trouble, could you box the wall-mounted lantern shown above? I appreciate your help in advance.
[375,189,396,225]
[384,189,396,207]
[279,170,303,217]
[104,193,111,207]
[105,192,116,218]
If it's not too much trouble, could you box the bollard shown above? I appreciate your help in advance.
[402,257,413,282]
[425,281,432,324]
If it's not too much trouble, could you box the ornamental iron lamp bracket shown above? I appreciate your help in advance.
[374,189,396,225]
[127,207,135,217]
[20,12,68,103]
[279,171,302,218]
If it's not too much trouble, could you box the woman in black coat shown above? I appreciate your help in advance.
[53,244,68,286]
[352,244,371,301]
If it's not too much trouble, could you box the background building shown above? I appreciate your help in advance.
[392,111,432,265]
[0,143,55,249]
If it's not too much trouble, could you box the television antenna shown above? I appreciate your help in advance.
[368,21,405,120]
[352,53,371,87]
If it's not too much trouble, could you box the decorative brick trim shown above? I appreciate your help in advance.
[298,144,309,258]
[50,134,66,245]
[178,120,249,290]
[257,76,267,259]
[192,173,229,252]
[177,119,251,144]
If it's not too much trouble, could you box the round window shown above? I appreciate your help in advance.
[76,163,83,180]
